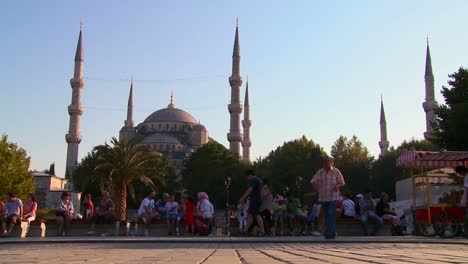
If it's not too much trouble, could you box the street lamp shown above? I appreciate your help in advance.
[223,176,232,235]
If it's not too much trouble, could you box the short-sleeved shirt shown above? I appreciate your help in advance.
[6,198,23,216]
[249,176,263,205]
[138,198,153,216]
[96,199,114,214]
[376,200,389,217]
[310,167,345,202]
[342,199,355,217]
[165,201,179,216]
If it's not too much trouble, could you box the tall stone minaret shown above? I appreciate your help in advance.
[119,79,136,142]
[65,23,85,180]
[242,79,251,162]
[227,19,243,157]
[379,96,389,157]
[423,38,438,139]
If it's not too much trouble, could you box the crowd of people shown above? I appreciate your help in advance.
[1,159,467,239]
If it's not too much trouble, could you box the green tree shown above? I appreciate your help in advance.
[253,136,324,199]
[43,162,56,175]
[182,142,248,209]
[77,138,172,220]
[433,67,468,150]
[0,135,34,200]
[331,135,374,194]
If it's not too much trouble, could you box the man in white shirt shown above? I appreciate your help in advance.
[342,193,356,219]
[138,192,158,226]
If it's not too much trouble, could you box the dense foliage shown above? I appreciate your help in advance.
[0,135,34,200]
[182,142,248,209]
[433,67,468,150]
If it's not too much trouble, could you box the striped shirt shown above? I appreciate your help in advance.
[310,167,345,202]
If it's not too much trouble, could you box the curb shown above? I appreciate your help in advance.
[1,236,467,245]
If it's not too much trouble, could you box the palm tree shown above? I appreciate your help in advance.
[94,137,167,220]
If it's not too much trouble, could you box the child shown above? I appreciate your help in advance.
[286,196,301,235]
[184,197,195,235]
[176,195,187,236]
[297,205,308,235]
[237,199,249,235]
[165,195,178,236]
[308,201,322,236]
[272,195,287,236]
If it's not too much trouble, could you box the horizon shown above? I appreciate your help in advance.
[1,1,467,176]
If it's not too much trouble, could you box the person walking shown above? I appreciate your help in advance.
[310,156,345,239]
[239,170,265,236]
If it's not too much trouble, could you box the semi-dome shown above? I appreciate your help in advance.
[139,133,181,144]
[144,107,197,124]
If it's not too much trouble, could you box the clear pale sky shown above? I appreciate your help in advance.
[1,1,467,176]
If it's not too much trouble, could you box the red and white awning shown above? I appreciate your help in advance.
[396,151,468,168]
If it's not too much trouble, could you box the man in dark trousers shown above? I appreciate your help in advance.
[310,156,345,239]
[239,169,265,236]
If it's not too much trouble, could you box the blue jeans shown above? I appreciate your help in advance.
[321,201,337,237]
[360,212,383,235]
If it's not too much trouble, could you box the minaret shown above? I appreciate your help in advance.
[119,79,136,142]
[65,23,85,180]
[242,79,252,162]
[227,19,243,157]
[423,37,438,139]
[379,96,389,157]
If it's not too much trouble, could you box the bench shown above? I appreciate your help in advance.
[228,217,393,236]
[7,220,46,238]
[43,219,131,237]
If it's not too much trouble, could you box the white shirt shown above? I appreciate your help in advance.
[342,199,356,217]
[197,199,214,219]
[138,198,152,216]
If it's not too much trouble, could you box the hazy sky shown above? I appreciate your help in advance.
[1,1,467,176]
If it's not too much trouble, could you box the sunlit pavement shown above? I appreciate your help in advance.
[1,237,467,263]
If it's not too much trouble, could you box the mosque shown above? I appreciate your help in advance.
[64,22,252,178]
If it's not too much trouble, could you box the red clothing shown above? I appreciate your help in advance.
[185,202,195,225]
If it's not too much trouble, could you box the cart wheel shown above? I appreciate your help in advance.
[433,212,460,238]
[417,223,437,237]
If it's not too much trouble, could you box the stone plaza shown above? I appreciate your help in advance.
[1,237,467,263]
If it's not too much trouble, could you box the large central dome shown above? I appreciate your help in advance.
[143,94,197,124]
[144,107,197,124]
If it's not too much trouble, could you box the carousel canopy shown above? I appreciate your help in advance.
[396,151,468,168]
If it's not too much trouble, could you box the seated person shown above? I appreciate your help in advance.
[341,193,356,219]
[56,192,74,236]
[22,193,38,222]
[0,200,7,237]
[376,192,400,228]
[359,190,382,236]
[5,193,23,237]
[137,192,158,236]
[87,191,115,236]
[155,193,169,219]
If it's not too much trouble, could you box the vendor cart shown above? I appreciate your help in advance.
[396,151,468,238]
